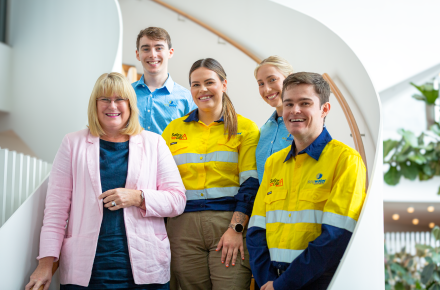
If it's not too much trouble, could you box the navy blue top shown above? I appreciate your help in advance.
[61,139,168,290]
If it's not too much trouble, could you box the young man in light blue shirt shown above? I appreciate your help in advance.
[132,27,197,135]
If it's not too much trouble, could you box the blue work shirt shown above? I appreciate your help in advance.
[256,111,293,183]
[132,74,197,135]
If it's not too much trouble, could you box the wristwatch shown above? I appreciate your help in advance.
[139,190,145,207]
[229,223,244,233]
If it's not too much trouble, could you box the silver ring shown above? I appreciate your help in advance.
[111,201,116,207]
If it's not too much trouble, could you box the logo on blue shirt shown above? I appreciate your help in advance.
[168,100,177,107]
[286,134,293,141]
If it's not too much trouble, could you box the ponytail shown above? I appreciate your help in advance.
[221,92,238,140]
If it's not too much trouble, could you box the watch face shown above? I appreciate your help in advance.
[235,223,244,233]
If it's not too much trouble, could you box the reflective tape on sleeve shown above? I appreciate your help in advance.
[249,215,266,229]
[239,170,258,184]
[322,212,357,232]
[266,210,323,225]
[269,248,304,264]
[185,187,239,201]
[173,151,238,166]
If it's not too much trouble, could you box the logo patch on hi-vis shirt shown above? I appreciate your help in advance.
[171,133,187,140]
[267,191,273,195]
[168,100,177,107]
[308,173,326,185]
[269,178,283,187]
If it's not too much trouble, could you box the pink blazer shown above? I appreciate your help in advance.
[38,129,186,286]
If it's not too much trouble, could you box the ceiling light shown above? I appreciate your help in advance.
[412,218,419,225]
[392,214,400,220]
[429,222,435,228]
[428,206,435,212]
[407,207,415,213]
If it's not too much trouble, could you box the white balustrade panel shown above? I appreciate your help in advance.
[385,231,440,255]
[0,148,51,227]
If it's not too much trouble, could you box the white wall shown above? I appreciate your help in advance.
[0,0,121,161]
[271,0,440,93]
[0,42,11,112]
[128,0,383,288]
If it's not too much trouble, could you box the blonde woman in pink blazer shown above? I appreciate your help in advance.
[26,72,186,290]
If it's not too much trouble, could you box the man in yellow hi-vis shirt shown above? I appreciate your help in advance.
[247,72,366,290]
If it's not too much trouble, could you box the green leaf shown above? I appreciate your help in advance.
[400,162,419,180]
[433,253,440,264]
[409,153,427,165]
[419,171,434,181]
[416,244,434,251]
[391,262,407,274]
[438,186,440,195]
[431,284,440,290]
[416,280,422,289]
[384,139,400,159]
[411,82,439,105]
[430,123,440,136]
[413,94,427,101]
[432,226,440,241]
[424,163,435,176]
[402,130,419,147]
[394,282,405,290]
[418,133,426,146]
[422,263,435,284]
[384,166,402,185]
[426,256,434,264]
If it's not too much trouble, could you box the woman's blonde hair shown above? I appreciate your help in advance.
[87,72,143,137]
[254,55,294,79]
[189,58,237,140]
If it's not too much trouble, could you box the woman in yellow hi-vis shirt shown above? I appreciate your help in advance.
[162,58,260,290]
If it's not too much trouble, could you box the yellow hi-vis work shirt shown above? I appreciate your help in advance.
[162,110,260,215]
[247,127,366,289]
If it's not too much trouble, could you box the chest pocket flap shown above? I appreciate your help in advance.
[299,188,331,203]
[217,137,241,149]
[169,141,189,154]
[264,189,287,204]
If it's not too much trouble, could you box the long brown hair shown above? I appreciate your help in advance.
[189,58,238,140]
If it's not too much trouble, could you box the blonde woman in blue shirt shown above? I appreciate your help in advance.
[255,56,294,183]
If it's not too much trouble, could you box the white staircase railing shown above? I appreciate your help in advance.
[385,231,440,255]
[0,147,51,227]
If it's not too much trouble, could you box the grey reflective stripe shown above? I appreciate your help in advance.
[248,215,266,229]
[266,210,323,225]
[269,248,304,263]
[322,212,357,232]
[185,187,239,201]
[173,151,238,166]
[239,170,258,184]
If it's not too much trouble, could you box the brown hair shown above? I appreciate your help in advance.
[136,27,172,50]
[88,72,143,137]
[281,72,330,106]
[254,55,294,78]
[189,58,238,140]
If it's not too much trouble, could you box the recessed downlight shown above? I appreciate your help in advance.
[412,218,419,225]
[407,207,415,213]
[392,214,400,220]
[429,222,435,228]
[428,206,435,212]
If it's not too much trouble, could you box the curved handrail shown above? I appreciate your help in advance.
[151,0,261,63]
[323,73,369,185]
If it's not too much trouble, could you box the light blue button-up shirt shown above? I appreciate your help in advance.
[255,111,293,183]
[132,74,197,135]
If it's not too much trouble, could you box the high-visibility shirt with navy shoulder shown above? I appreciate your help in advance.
[162,110,260,216]
[247,127,366,290]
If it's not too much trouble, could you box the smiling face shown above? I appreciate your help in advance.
[190,67,226,114]
[136,36,174,77]
[256,64,286,108]
[97,93,130,135]
[282,84,330,141]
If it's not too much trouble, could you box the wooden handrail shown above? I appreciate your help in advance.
[323,73,369,185]
[151,0,261,63]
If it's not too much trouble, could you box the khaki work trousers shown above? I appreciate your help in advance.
[167,211,252,290]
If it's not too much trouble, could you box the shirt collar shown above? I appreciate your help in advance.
[284,127,332,162]
[134,73,175,93]
[183,109,224,123]
[268,110,278,123]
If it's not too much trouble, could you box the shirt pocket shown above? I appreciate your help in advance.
[298,188,330,211]
[170,141,190,174]
[215,137,240,172]
[264,188,288,231]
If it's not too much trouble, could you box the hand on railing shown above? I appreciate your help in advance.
[25,258,58,290]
